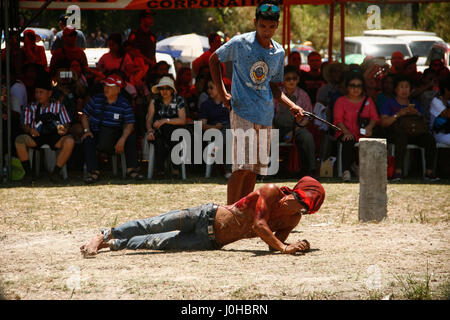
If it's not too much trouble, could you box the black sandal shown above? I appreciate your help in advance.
[127,169,144,181]
[84,171,100,184]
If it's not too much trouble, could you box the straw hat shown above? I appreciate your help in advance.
[152,76,177,94]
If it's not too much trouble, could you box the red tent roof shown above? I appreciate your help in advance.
[19,0,445,10]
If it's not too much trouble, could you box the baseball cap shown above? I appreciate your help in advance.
[35,71,52,91]
[101,74,124,88]
[63,25,77,37]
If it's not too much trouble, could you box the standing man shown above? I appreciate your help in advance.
[127,10,157,68]
[300,51,325,105]
[51,14,86,53]
[210,0,305,205]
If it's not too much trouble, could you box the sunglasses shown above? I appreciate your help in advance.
[284,77,298,82]
[259,4,279,13]
[159,86,172,91]
[348,83,363,89]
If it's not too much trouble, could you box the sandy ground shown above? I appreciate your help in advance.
[0,181,449,300]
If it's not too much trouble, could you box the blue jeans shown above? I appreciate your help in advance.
[104,203,221,251]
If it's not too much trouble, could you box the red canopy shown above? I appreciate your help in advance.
[19,0,444,10]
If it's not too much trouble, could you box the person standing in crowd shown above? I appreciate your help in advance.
[97,33,133,79]
[51,14,86,53]
[209,0,304,205]
[192,33,223,77]
[273,65,316,177]
[14,71,74,183]
[128,10,157,68]
[21,29,47,68]
[390,51,405,75]
[333,72,379,182]
[49,26,88,77]
[300,51,325,104]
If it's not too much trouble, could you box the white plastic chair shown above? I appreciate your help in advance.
[28,144,68,180]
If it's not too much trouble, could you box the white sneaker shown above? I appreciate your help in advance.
[342,170,351,182]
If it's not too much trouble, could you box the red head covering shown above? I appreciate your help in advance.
[280,176,325,214]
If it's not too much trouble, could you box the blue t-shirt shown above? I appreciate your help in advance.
[199,98,230,127]
[216,31,285,126]
[380,97,424,117]
[83,94,135,132]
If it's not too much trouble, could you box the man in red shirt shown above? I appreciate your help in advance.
[192,33,223,77]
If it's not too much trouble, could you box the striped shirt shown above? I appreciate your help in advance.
[22,100,71,129]
[83,94,135,132]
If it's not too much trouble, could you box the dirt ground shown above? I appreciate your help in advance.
[0,179,449,300]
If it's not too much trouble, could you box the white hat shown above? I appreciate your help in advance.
[152,76,176,94]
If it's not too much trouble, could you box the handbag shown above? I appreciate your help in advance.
[396,114,428,136]
[96,100,123,154]
[357,96,370,129]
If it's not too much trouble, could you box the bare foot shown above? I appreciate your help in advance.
[80,233,109,257]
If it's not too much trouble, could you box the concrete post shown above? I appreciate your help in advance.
[358,138,387,222]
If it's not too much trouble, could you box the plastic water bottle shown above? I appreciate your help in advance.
[36,121,43,133]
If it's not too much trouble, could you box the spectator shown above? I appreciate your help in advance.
[128,10,157,67]
[21,29,47,68]
[145,76,187,176]
[333,72,380,182]
[192,33,223,77]
[86,32,96,48]
[428,59,445,76]
[94,30,106,48]
[390,51,405,74]
[429,74,450,146]
[175,67,194,100]
[49,26,88,77]
[376,73,395,114]
[97,33,133,79]
[380,75,438,182]
[199,78,231,177]
[287,51,302,70]
[402,56,422,88]
[274,65,316,177]
[14,71,74,183]
[52,60,89,141]
[81,74,144,183]
[300,51,325,104]
[51,14,86,53]
[147,60,171,90]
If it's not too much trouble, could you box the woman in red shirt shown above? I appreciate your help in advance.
[333,72,380,181]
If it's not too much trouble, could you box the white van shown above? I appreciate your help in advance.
[362,30,445,66]
[345,36,413,62]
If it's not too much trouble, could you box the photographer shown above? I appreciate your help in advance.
[15,71,74,183]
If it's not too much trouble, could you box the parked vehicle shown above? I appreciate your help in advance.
[362,29,445,66]
[344,36,413,62]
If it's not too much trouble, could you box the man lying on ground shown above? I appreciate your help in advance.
[80,176,325,257]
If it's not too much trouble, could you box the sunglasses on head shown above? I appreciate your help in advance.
[259,3,280,13]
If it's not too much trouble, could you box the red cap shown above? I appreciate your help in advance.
[63,25,77,37]
[101,74,123,88]
[280,176,325,214]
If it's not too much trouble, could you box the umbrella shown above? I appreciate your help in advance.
[156,33,209,63]
[341,54,366,65]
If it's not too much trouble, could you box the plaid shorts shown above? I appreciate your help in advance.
[230,110,272,175]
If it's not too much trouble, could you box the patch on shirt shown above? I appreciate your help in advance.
[249,60,268,85]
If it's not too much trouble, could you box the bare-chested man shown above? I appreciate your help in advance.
[80,176,325,257]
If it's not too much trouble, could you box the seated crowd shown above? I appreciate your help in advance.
[1,11,449,184]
